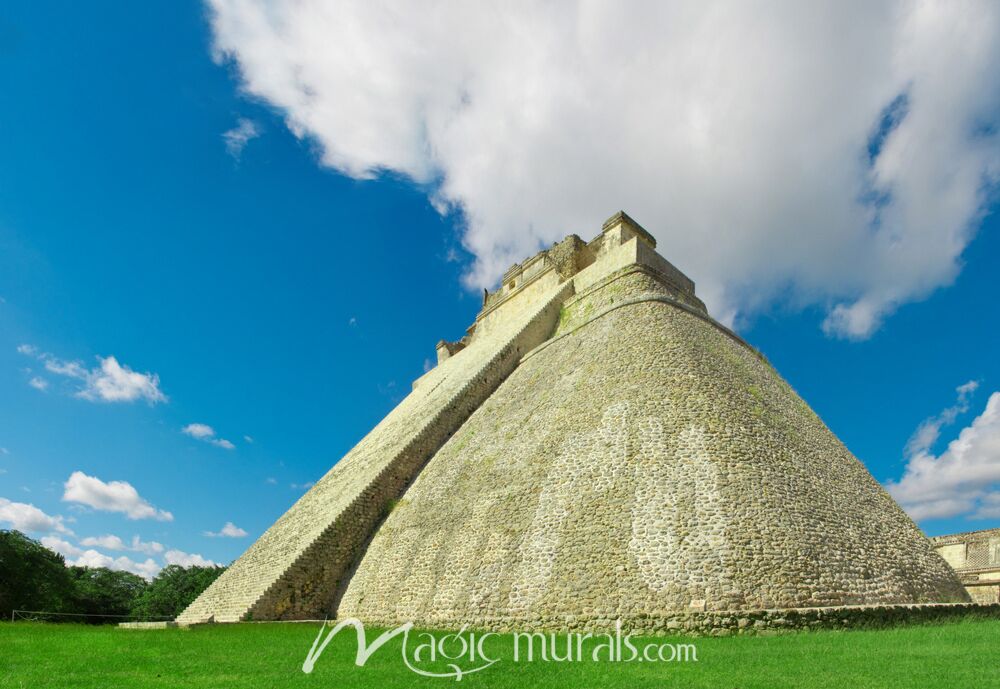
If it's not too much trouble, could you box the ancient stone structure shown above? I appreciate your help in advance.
[931,529,1000,604]
[177,211,969,628]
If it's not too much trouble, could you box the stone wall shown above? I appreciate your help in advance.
[323,603,1000,637]
[336,266,967,630]
[608,603,1000,637]
[930,529,1000,604]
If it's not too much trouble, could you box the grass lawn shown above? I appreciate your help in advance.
[2,618,998,688]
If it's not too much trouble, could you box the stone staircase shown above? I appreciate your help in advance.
[176,281,574,624]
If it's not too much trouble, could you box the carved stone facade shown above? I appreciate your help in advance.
[931,529,1000,604]
[177,211,969,628]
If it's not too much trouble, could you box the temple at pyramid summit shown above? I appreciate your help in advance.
[177,211,969,629]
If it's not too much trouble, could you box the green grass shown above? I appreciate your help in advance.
[2,618,998,688]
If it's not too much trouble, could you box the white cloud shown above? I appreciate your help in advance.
[265,477,276,485]
[204,521,248,538]
[888,391,1000,520]
[0,498,73,534]
[80,534,127,550]
[68,549,161,580]
[0,447,9,454]
[43,535,166,579]
[182,423,236,450]
[182,423,215,439]
[41,535,83,558]
[77,356,167,403]
[43,357,86,378]
[164,549,218,567]
[291,481,315,491]
[23,347,167,404]
[129,535,165,555]
[223,117,260,158]
[209,0,1000,338]
[905,380,978,457]
[80,533,165,555]
[243,435,253,444]
[972,493,1000,520]
[62,471,173,521]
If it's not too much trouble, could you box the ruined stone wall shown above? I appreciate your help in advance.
[336,269,967,630]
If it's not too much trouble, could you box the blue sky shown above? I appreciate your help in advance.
[1,2,999,578]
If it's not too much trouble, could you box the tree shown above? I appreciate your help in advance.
[130,564,226,620]
[0,530,77,620]
[70,567,147,620]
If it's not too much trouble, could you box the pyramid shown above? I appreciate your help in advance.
[178,211,968,627]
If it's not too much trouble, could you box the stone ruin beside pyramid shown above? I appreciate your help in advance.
[177,211,969,628]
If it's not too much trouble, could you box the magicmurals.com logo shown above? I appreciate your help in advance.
[303,618,698,680]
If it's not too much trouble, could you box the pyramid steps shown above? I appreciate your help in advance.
[177,280,574,624]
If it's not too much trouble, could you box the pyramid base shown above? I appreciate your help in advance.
[323,602,1000,636]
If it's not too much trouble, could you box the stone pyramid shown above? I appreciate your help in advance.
[177,211,968,627]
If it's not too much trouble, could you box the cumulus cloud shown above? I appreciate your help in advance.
[18,346,166,404]
[67,549,161,580]
[79,534,128,550]
[75,356,167,403]
[204,521,248,538]
[62,471,173,521]
[208,0,1000,337]
[223,116,260,158]
[973,493,1000,520]
[0,498,73,534]
[129,535,166,555]
[888,390,1000,520]
[41,535,83,558]
[905,380,979,457]
[43,535,172,579]
[182,423,236,450]
[164,549,218,567]
[79,533,165,555]
[182,423,214,439]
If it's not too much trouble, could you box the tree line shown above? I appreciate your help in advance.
[0,529,225,622]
